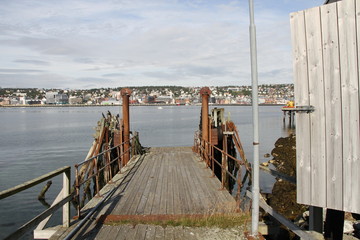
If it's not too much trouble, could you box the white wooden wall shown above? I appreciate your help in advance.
[291,0,360,214]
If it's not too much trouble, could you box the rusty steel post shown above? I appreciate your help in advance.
[200,87,211,163]
[121,88,132,166]
[200,87,211,142]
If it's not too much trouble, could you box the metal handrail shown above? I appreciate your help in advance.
[194,135,245,191]
[199,140,238,182]
[76,141,133,186]
[75,138,133,167]
[74,133,142,218]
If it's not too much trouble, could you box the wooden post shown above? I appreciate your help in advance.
[283,110,286,123]
[38,181,52,200]
[63,168,70,227]
[121,88,132,166]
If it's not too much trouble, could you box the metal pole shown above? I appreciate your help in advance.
[200,87,211,143]
[121,88,132,166]
[200,87,212,163]
[248,0,260,237]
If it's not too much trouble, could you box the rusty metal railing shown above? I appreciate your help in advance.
[74,132,142,218]
[193,131,252,202]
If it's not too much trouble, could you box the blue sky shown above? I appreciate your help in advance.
[0,0,324,89]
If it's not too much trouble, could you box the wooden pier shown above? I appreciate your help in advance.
[50,147,246,239]
[281,107,295,125]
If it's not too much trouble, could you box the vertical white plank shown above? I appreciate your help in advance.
[63,169,70,227]
[290,10,311,205]
[358,1,360,110]
[305,6,327,208]
[356,0,360,215]
[338,0,360,214]
[321,3,343,211]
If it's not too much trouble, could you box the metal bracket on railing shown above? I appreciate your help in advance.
[295,105,315,113]
[223,131,234,135]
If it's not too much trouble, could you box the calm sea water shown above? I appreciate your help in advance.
[0,105,293,239]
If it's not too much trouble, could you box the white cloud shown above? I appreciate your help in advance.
[0,0,323,88]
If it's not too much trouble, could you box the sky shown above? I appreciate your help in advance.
[0,0,324,89]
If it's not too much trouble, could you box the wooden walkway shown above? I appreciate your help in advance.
[50,147,245,239]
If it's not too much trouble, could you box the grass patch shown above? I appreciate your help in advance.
[104,213,250,229]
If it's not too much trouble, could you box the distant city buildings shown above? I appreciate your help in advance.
[45,92,69,104]
[0,84,294,106]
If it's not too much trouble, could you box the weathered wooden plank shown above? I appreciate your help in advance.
[172,154,183,215]
[194,154,222,203]
[175,153,192,214]
[123,224,139,239]
[338,0,360,214]
[193,154,230,205]
[187,155,215,211]
[290,10,312,205]
[173,226,184,240]
[164,226,175,240]
[116,154,152,214]
[352,0,360,215]
[358,0,360,109]
[133,224,148,240]
[182,227,197,240]
[177,157,194,214]
[179,156,202,213]
[126,154,154,215]
[159,154,169,214]
[151,154,166,214]
[154,225,165,240]
[143,155,162,215]
[145,225,157,240]
[166,154,175,215]
[104,156,144,214]
[112,225,127,240]
[305,6,327,207]
[137,155,160,214]
[189,154,220,209]
[321,2,343,211]
[183,156,207,213]
[95,225,120,240]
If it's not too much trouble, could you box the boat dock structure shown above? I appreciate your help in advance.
[0,87,334,240]
[50,147,241,239]
[1,0,360,238]
[0,87,258,240]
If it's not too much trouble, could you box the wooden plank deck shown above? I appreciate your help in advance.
[50,147,245,240]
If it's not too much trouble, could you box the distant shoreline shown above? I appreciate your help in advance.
[0,103,284,108]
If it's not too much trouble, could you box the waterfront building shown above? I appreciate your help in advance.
[45,92,58,104]
[55,94,69,104]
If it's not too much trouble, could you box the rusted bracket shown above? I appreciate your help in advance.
[294,105,315,113]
